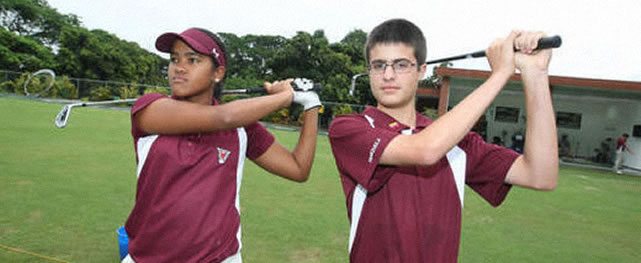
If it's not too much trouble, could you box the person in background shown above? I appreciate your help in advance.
[559,134,572,158]
[598,137,613,163]
[613,133,634,174]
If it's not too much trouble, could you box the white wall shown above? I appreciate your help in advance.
[624,105,641,169]
[625,137,641,170]
[448,79,641,168]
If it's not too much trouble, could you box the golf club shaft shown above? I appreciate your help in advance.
[64,82,320,109]
[223,83,322,95]
[55,79,323,128]
[426,35,562,65]
[66,89,268,107]
[222,87,267,94]
[75,98,138,107]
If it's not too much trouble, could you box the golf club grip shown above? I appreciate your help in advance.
[536,35,562,50]
[221,87,266,95]
[473,35,563,58]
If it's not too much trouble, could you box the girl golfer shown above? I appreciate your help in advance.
[122,27,321,263]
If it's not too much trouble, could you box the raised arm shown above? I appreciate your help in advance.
[625,142,634,154]
[135,80,293,134]
[504,32,558,190]
[253,91,322,182]
[380,31,521,166]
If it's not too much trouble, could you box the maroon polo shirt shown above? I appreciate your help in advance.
[329,106,519,263]
[616,137,627,151]
[124,93,275,262]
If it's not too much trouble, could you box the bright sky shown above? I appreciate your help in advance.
[47,0,641,82]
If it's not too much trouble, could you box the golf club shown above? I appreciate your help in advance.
[24,69,56,97]
[54,78,322,128]
[54,98,137,128]
[425,35,562,65]
[349,35,562,96]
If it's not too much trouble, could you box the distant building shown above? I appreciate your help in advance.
[417,67,641,170]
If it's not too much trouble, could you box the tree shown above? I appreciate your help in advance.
[326,30,370,104]
[1,0,166,85]
[55,26,166,85]
[420,62,452,88]
[218,32,287,89]
[0,27,54,71]
[332,29,367,66]
[0,0,80,46]
[269,30,357,102]
[0,0,396,107]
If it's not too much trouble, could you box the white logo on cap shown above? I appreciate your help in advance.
[212,48,220,59]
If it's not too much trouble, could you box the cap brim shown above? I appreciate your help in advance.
[155,32,209,55]
[155,32,180,53]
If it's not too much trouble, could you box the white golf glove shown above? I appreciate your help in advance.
[293,90,321,111]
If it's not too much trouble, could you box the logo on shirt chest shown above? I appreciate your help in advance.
[217,147,231,164]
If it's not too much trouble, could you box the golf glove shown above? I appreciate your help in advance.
[293,90,322,111]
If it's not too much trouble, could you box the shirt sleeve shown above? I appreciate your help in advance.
[130,93,168,139]
[245,122,275,160]
[460,132,520,207]
[329,115,398,192]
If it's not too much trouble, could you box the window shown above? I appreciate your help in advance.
[494,106,520,123]
[556,111,582,129]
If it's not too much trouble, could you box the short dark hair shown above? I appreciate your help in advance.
[365,18,427,64]
[194,28,228,99]
[623,133,630,138]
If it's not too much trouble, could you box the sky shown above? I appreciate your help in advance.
[46,0,641,82]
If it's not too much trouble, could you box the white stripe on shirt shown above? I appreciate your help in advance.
[136,135,159,178]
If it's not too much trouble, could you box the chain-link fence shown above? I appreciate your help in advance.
[0,70,20,83]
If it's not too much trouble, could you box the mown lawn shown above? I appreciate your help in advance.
[1,96,639,262]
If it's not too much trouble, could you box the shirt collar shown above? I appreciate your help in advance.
[362,106,433,133]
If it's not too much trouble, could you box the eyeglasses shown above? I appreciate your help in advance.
[368,59,418,75]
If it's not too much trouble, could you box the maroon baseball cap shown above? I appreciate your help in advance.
[155,28,226,67]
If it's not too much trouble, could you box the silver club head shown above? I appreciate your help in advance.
[349,73,368,97]
[54,104,72,128]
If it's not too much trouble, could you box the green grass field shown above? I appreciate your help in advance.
[1,96,640,262]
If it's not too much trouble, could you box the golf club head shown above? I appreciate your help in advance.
[54,104,72,128]
[349,73,368,97]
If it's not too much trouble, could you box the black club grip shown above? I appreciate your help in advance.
[470,35,562,59]
[535,35,562,50]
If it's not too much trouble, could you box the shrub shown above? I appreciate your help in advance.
[422,107,439,120]
[0,79,16,93]
[0,73,78,99]
[220,94,241,103]
[49,76,79,99]
[118,85,139,99]
[143,86,171,95]
[331,103,354,117]
[11,73,32,95]
[264,108,290,125]
[89,86,115,101]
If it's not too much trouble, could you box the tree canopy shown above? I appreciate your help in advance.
[1,0,439,105]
